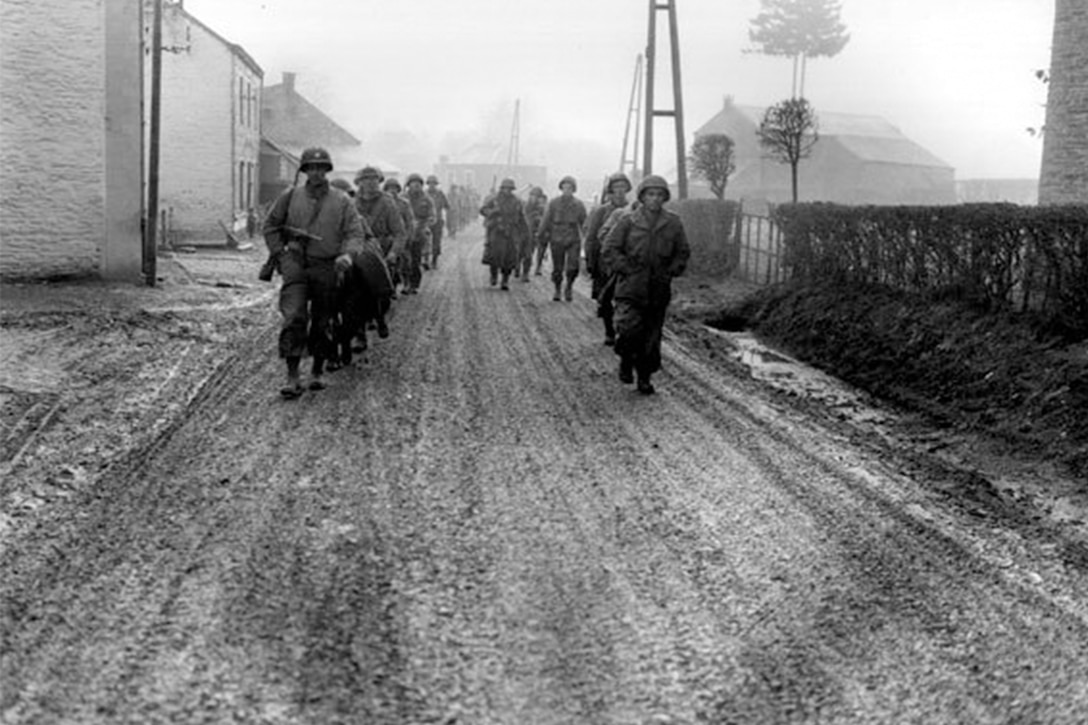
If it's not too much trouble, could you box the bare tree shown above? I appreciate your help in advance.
[688,133,736,200]
[758,98,819,203]
[749,0,849,98]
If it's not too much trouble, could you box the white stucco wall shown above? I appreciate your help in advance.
[154,7,261,241]
[1,0,106,278]
[0,0,143,281]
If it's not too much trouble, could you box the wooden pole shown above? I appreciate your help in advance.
[643,0,656,177]
[144,0,163,287]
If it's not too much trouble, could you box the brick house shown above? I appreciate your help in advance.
[693,98,956,205]
[261,72,364,192]
[147,0,263,242]
[1,0,143,280]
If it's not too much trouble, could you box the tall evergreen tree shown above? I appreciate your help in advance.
[749,0,850,98]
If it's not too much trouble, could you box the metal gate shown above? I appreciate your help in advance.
[735,200,787,285]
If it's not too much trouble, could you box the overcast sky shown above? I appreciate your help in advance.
[184,0,1054,184]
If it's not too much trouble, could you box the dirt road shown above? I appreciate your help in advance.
[5,228,1088,723]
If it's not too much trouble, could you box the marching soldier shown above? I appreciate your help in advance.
[383,176,415,294]
[262,147,366,398]
[525,186,548,276]
[602,175,690,394]
[479,177,529,290]
[584,172,632,345]
[425,174,450,269]
[403,173,436,292]
[536,176,587,301]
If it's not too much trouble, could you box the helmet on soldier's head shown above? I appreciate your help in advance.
[558,175,577,192]
[500,178,516,190]
[426,174,439,185]
[530,186,544,196]
[607,172,632,193]
[299,147,333,172]
[356,166,384,183]
[329,178,353,194]
[637,174,671,202]
[383,178,402,192]
[406,172,425,187]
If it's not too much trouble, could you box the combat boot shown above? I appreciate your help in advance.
[618,357,634,384]
[500,271,511,291]
[563,279,574,302]
[280,357,304,399]
[553,280,562,301]
[603,317,616,346]
[637,373,655,395]
[309,358,327,391]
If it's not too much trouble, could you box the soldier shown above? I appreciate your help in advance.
[404,173,436,293]
[352,165,405,337]
[262,147,366,398]
[525,186,549,276]
[479,177,529,290]
[383,177,415,294]
[536,175,587,301]
[425,174,450,270]
[584,172,632,346]
[602,175,690,395]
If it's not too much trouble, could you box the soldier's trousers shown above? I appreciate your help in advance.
[613,299,668,376]
[594,272,617,335]
[407,237,425,290]
[550,240,580,285]
[278,253,338,361]
[429,222,444,264]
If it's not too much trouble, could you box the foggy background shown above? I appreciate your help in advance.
[183,0,1053,187]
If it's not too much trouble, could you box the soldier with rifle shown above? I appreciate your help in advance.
[262,147,366,398]
[584,172,632,346]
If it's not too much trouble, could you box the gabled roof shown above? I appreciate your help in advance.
[696,101,951,169]
[172,3,263,77]
[262,82,361,149]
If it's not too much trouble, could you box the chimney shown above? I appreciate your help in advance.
[283,72,296,94]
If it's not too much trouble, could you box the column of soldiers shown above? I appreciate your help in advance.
[476,172,690,394]
[262,147,689,399]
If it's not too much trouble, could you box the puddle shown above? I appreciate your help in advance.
[706,326,897,430]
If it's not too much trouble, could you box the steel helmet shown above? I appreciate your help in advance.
[558,175,577,192]
[499,178,516,190]
[529,186,544,197]
[637,174,670,202]
[426,174,439,185]
[606,172,632,193]
[356,166,384,183]
[382,177,402,192]
[329,178,353,194]
[299,147,333,172]
[406,172,425,186]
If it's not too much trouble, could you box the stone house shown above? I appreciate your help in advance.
[693,98,956,205]
[147,1,263,242]
[261,72,363,191]
[1,0,143,280]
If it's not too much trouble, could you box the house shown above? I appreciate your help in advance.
[147,1,263,242]
[1,0,143,280]
[259,137,299,206]
[261,72,364,189]
[693,98,956,205]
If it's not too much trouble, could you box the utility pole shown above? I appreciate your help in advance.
[619,54,644,178]
[506,98,520,170]
[642,0,688,199]
[144,0,163,286]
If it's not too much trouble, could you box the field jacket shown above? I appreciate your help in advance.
[602,206,690,307]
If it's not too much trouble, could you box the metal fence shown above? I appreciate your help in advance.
[735,200,787,285]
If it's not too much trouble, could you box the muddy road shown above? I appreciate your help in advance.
[5,229,1088,724]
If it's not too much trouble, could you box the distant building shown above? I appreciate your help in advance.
[693,98,956,205]
[433,145,547,194]
[261,72,364,192]
[259,137,299,206]
[147,1,263,242]
[1,0,143,280]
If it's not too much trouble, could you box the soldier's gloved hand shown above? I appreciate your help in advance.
[334,253,353,273]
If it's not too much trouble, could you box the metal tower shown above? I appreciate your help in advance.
[619,54,644,179]
[642,0,688,199]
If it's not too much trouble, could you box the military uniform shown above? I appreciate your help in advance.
[584,173,633,345]
[263,147,366,397]
[425,176,450,269]
[524,187,548,278]
[383,178,416,293]
[479,178,529,290]
[602,175,690,394]
[404,174,436,292]
[536,176,587,301]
